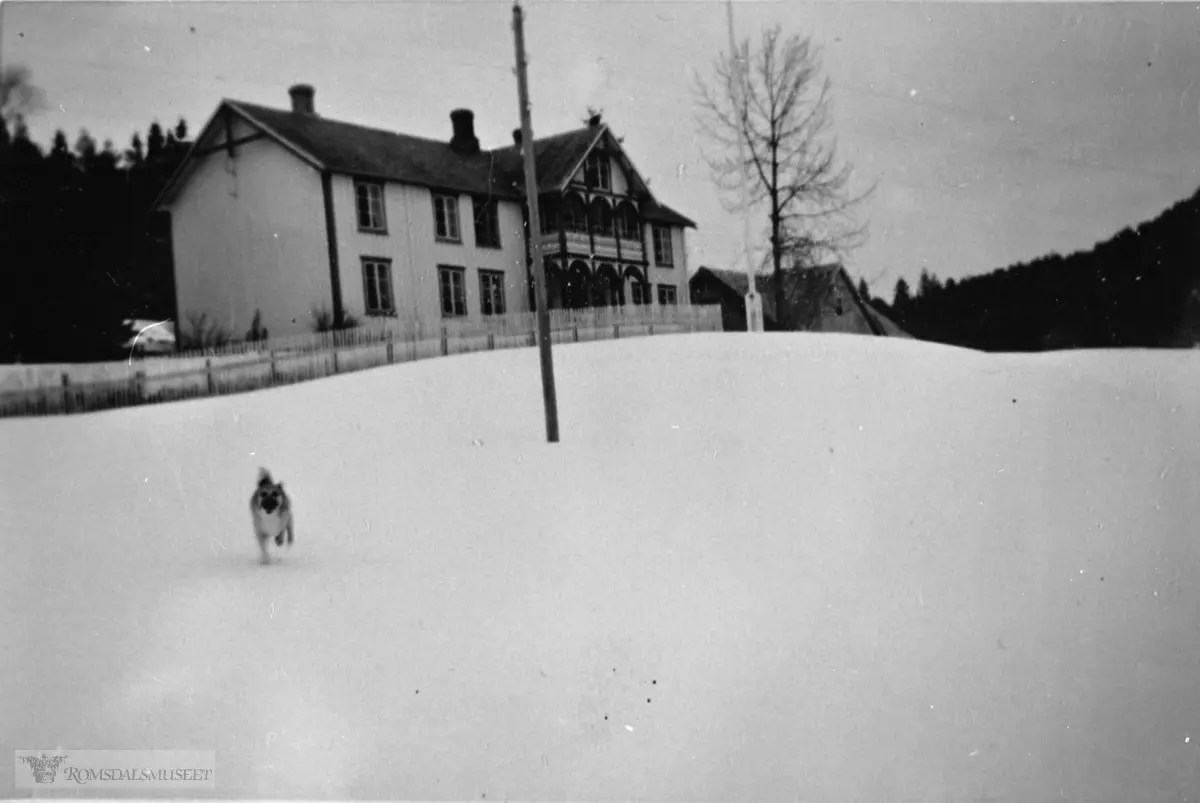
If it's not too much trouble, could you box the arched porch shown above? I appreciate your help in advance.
[624,266,650,305]
[529,259,652,311]
[594,263,623,307]
[564,260,592,309]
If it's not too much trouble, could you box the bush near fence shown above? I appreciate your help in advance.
[0,305,724,418]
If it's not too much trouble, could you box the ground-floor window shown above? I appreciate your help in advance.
[439,265,467,317]
[657,284,677,305]
[361,258,395,315]
[479,270,506,315]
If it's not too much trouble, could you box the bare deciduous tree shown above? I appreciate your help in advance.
[694,24,874,324]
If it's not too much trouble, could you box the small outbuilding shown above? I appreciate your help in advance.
[689,265,910,337]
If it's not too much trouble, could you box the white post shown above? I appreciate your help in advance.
[727,0,763,332]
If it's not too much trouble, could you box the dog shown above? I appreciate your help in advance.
[249,467,294,564]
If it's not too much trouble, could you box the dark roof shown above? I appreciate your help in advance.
[777,265,848,330]
[694,266,773,298]
[641,197,697,229]
[160,100,697,229]
[491,127,603,194]
[231,100,522,198]
[865,305,912,338]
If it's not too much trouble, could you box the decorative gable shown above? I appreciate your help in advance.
[565,128,651,200]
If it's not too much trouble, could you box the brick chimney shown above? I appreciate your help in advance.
[449,109,480,155]
[288,84,315,115]
[512,129,523,147]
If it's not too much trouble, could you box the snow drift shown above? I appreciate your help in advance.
[2,332,1197,801]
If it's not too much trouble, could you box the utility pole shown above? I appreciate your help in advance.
[726,0,763,332]
[512,1,560,443]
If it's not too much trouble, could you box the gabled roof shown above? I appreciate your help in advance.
[641,197,697,229]
[491,126,604,194]
[867,306,912,338]
[157,98,697,229]
[694,266,772,298]
[231,100,522,198]
[778,264,861,331]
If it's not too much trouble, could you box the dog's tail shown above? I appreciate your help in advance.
[257,466,273,487]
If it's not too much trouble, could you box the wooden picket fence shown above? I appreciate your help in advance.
[0,304,724,418]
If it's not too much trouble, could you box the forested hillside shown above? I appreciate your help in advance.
[1,73,190,362]
[866,187,1200,352]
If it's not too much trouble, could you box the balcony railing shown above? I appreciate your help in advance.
[539,229,646,263]
[618,237,645,262]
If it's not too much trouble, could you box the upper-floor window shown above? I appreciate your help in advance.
[561,194,587,234]
[587,198,613,238]
[652,225,674,266]
[433,193,461,242]
[473,197,501,249]
[615,203,640,241]
[584,152,610,191]
[356,181,386,233]
[538,197,560,234]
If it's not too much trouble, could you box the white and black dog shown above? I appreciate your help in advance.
[249,467,294,564]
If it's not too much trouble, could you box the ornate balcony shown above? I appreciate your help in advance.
[539,229,645,263]
[618,237,645,262]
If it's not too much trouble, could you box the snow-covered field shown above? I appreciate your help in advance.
[2,332,1198,801]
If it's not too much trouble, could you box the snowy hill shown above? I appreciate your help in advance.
[2,332,1198,801]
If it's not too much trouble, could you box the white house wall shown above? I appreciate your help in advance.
[170,134,331,341]
[330,179,529,330]
[643,224,690,305]
[196,113,256,154]
[170,115,692,338]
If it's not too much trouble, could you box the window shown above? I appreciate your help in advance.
[355,181,386,232]
[479,270,506,316]
[588,199,613,238]
[539,204,555,235]
[473,197,501,249]
[584,152,611,191]
[652,225,673,266]
[562,194,588,234]
[439,266,467,317]
[615,205,640,240]
[361,258,395,315]
[433,194,460,242]
[657,285,677,306]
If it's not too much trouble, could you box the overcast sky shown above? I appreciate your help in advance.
[3,0,1198,300]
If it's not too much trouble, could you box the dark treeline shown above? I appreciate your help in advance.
[0,110,191,362]
[861,187,1200,352]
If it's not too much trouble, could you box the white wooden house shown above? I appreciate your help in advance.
[155,84,697,341]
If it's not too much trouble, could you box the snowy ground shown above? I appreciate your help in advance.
[2,332,1198,801]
